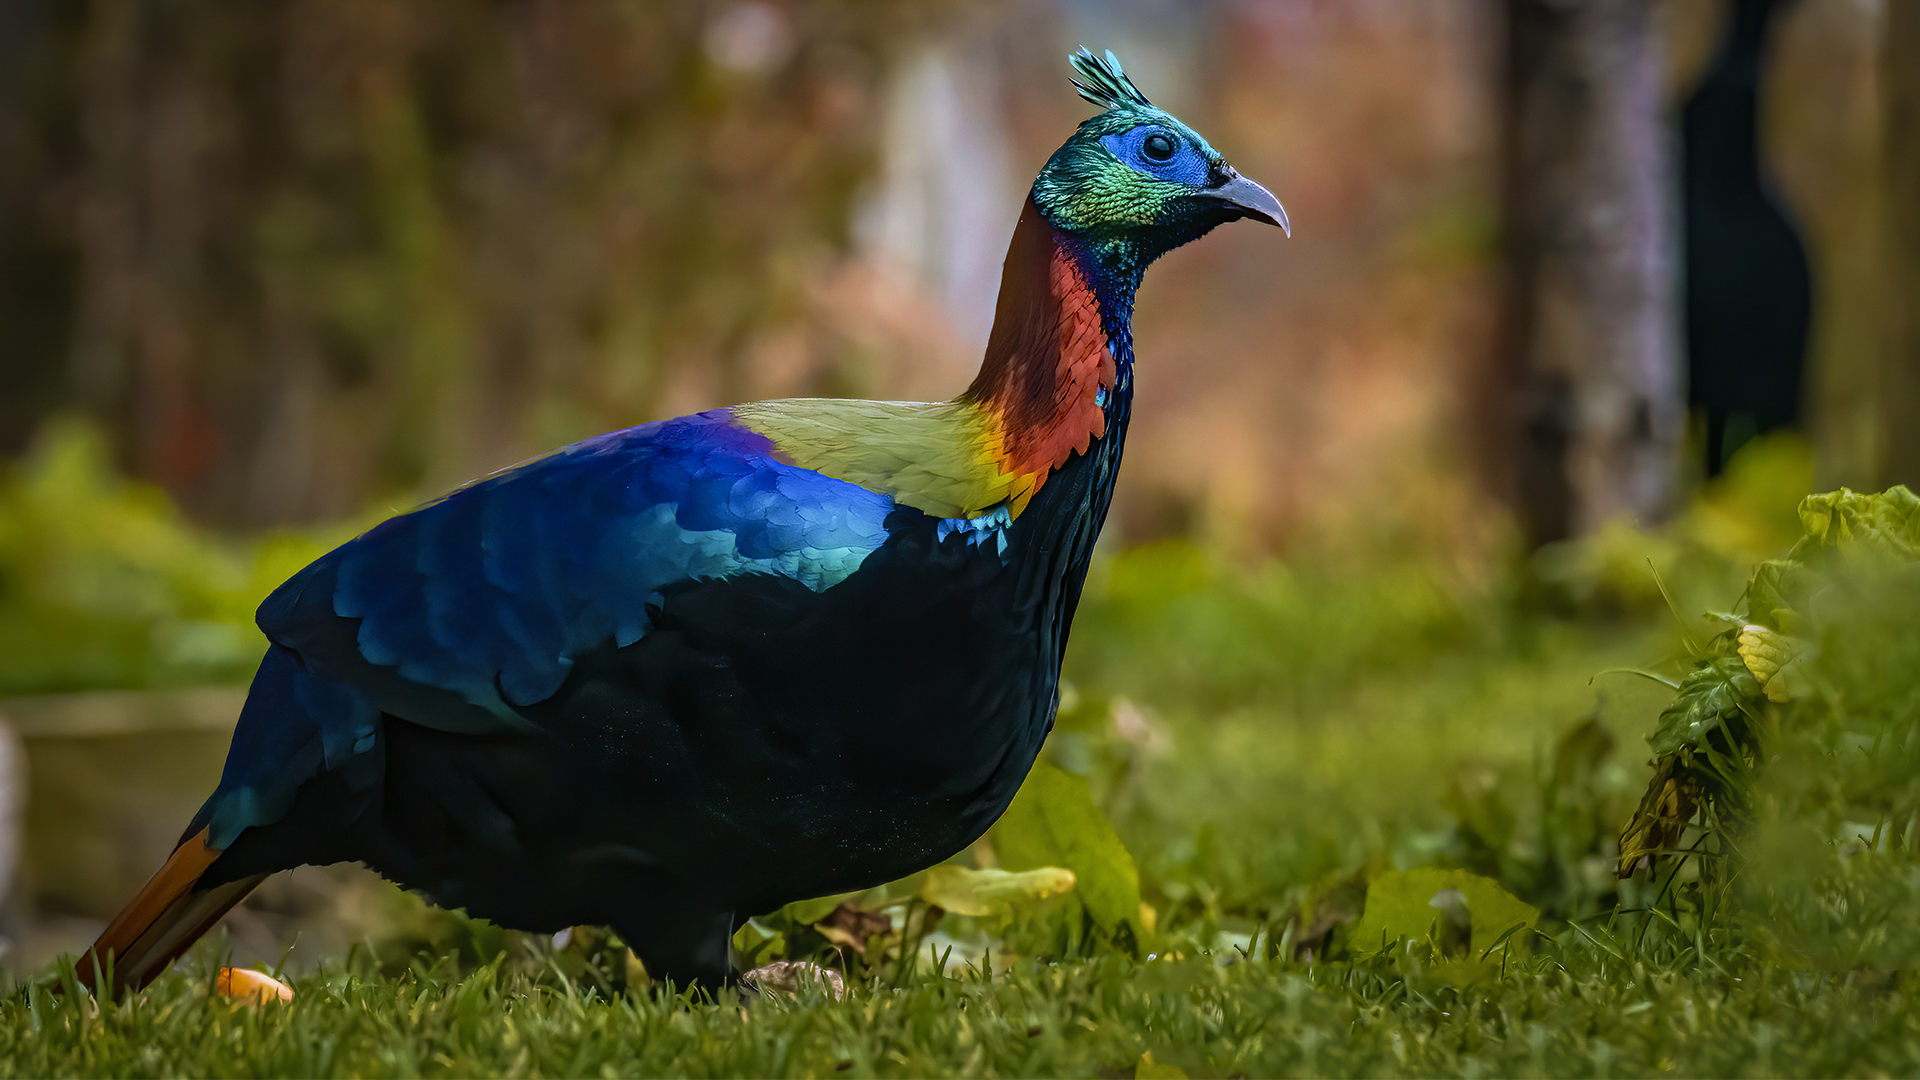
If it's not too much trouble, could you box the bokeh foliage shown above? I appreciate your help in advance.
[0,419,345,695]
[1618,484,1920,969]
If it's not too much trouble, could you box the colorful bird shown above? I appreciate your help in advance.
[81,48,1286,995]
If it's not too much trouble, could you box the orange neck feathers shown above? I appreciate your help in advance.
[962,196,1117,488]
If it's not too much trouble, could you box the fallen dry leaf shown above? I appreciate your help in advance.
[216,967,293,1004]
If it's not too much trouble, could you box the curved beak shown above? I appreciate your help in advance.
[1204,170,1290,236]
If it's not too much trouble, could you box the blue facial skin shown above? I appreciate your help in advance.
[1100,124,1213,187]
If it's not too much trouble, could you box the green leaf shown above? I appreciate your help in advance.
[990,760,1146,954]
[1743,559,1812,633]
[777,893,858,926]
[1648,656,1762,756]
[730,918,786,968]
[1348,867,1538,960]
[1736,623,1811,703]
[1792,486,1920,561]
[919,865,1076,917]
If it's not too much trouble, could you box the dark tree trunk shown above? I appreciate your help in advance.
[1883,0,1920,488]
[1681,0,1810,479]
[1493,0,1682,546]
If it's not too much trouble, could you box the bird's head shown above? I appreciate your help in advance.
[1033,49,1288,274]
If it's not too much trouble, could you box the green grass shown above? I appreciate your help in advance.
[9,943,1920,1077]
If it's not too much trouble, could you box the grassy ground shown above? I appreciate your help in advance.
[7,440,1920,1077]
[8,945,1920,1078]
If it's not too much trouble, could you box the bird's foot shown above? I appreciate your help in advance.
[741,960,845,1000]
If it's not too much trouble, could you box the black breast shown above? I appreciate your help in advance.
[263,512,1074,933]
[213,428,1122,946]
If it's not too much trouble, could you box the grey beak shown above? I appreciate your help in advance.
[1205,171,1290,236]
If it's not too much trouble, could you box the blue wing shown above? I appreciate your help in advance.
[199,410,895,846]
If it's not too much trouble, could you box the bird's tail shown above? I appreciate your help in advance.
[76,828,267,996]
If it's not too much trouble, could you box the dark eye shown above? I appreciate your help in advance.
[1142,133,1176,163]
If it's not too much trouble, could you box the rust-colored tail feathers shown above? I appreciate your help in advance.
[76,829,266,996]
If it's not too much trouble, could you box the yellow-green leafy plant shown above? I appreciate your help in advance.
[1620,486,1920,965]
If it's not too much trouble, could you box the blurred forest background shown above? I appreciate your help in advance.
[2,0,1909,551]
[0,0,1915,983]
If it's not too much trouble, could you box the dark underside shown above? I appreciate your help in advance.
[207,421,1125,986]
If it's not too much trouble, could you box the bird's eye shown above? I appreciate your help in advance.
[1142,133,1176,163]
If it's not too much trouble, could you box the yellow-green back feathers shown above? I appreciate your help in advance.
[730,398,1033,520]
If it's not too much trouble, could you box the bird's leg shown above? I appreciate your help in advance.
[617,907,737,996]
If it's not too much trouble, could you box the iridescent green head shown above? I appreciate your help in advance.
[1033,49,1287,273]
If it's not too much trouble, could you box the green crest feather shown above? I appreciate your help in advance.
[1069,47,1154,112]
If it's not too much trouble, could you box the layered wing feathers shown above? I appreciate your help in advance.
[260,410,894,723]
[208,404,1009,846]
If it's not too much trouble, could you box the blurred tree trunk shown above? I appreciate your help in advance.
[1883,0,1920,489]
[1492,0,1681,546]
